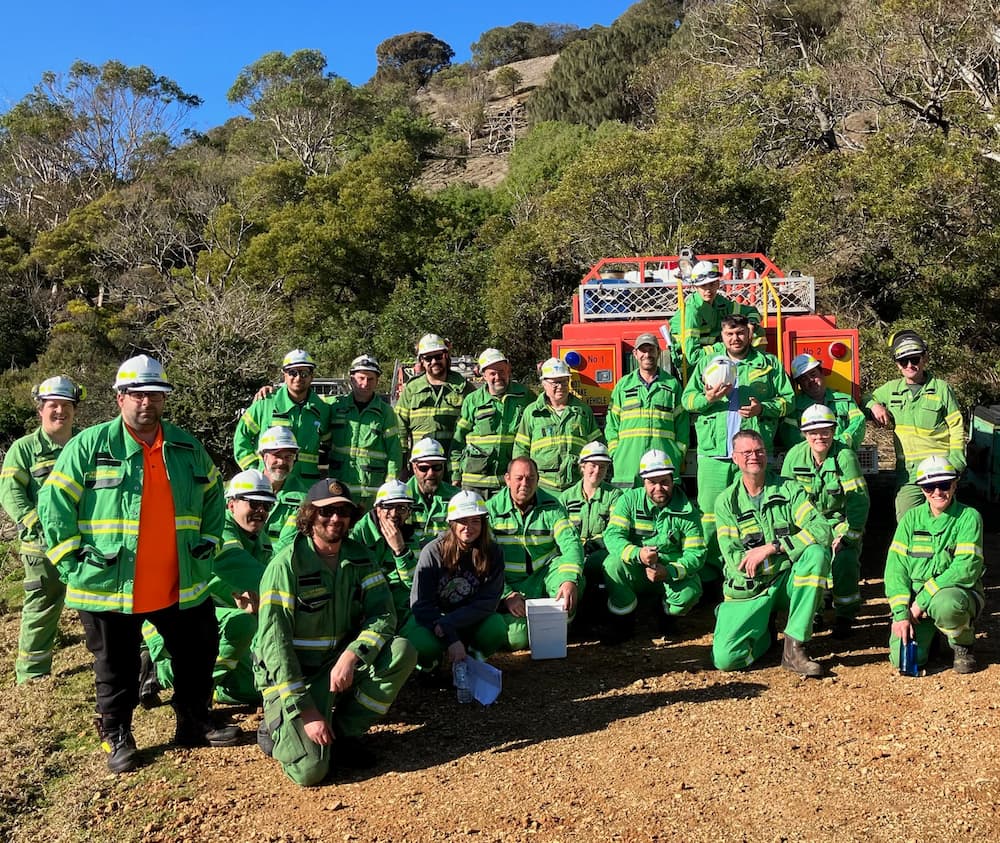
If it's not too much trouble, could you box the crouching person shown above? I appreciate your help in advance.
[712,431,832,677]
[885,457,984,675]
[401,491,507,671]
[254,479,417,787]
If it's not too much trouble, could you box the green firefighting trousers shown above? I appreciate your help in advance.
[16,552,66,683]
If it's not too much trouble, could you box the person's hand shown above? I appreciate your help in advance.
[376,507,407,555]
[644,563,668,583]
[739,543,773,578]
[831,536,844,555]
[505,592,526,618]
[705,382,732,403]
[253,384,277,402]
[433,623,445,639]
[909,601,926,622]
[233,590,259,614]
[446,640,467,665]
[555,581,578,615]
[329,649,360,693]
[870,403,890,426]
[739,397,762,418]
[301,707,333,745]
[892,618,914,644]
[638,546,659,566]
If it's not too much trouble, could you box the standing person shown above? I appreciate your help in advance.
[885,456,984,674]
[602,450,706,644]
[327,354,402,510]
[864,330,965,521]
[254,479,416,787]
[486,457,584,651]
[514,357,602,494]
[406,438,459,550]
[257,426,306,547]
[781,405,870,639]
[395,334,473,475]
[401,491,507,671]
[233,349,332,492]
[779,353,865,451]
[681,314,794,583]
[605,333,688,488]
[711,431,832,677]
[0,375,83,683]
[559,442,622,588]
[38,355,238,774]
[451,348,534,497]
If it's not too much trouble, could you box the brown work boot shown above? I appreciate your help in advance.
[781,635,823,677]
[951,644,978,674]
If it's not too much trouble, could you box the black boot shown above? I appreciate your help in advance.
[257,719,274,757]
[96,716,139,773]
[173,703,241,748]
[831,616,853,640]
[951,643,978,674]
[138,648,162,709]
[781,635,822,677]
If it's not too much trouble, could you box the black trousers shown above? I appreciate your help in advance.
[79,598,218,726]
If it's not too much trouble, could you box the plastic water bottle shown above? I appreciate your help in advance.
[899,638,919,677]
[453,660,472,703]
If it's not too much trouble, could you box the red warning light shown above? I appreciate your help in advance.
[828,341,849,360]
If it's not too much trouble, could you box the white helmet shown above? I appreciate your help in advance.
[540,357,571,379]
[33,375,84,403]
[257,426,300,454]
[478,348,508,369]
[225,469,277,502]
[702,356,737,390]
[375,480,413,507]
[349,354,381,375]
[790,353,822,380]
[691,260,723,286]
[639,449,674,479]
[915,456,959,486]
[799,404,837,432]
[447,490,488,521]
[115,355,173,393]
[282,349,316,370]
[579,441,612,464]
[417,334,448,356]
[410,438,447,463]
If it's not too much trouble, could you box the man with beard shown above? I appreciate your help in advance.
[39,355,237,774]
[779,353,865,451]
[257,426,306,547]
[406,438,459,550]
[254,479,416,787]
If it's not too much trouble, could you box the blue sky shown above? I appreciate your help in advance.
[0,1,634,131]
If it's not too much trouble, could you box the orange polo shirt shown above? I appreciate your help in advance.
[128,424,179,613]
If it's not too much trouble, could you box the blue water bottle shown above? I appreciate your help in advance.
[899,638,919,677]
[453,660,472,703]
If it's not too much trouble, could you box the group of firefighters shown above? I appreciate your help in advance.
[0,260,984,786]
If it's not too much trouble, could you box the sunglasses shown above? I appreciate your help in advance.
[896,355,923,368]
[422,352,446,363]
[380,504,412,514]
[285,368,313,379]
[316,504,353,518]
[238,498,272,512]
[920,481,953,493]
[414,463,444,473]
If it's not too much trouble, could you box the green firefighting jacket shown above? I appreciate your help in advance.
[669,292,762,367]
[405,477,459,550]
[780,389,866,451]
[681,344,794,456]
[884,498,983,621]
[450,382,534,491]
[233,386,332,489]
[559,480,622,554]
[349,510,418,593]
[209,510,271,607]
[38,417,225,613]
[486,487,584,595]
[253,533,396,720]
[864,375,965,481]
[715,474,832,598]
[604,485,706,580]
[326,393,402,501]
[513,394,602,493]
[394,371,473,458]
[780,440,870,545]
[1,427,74,557]
[267,486,307,550]
[605,370,688,485]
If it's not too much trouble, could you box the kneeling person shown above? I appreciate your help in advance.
[254,479,416,787]
[712,431,832,677]
[602,450,706,643]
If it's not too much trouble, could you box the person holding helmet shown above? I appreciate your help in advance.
[559,442,622,587]
[1,375,84,683]
[514,357,602,494]
[451,348,534,497]
[864,330,965,521]
[781,405,870,639]
[254,478,416,786]
[141,469,275,708]
[602,450,706,644]
[712,430,831,677]
[681,314,794,586]
[605,332,688,487]
[779,353,865,451]
[395,334,473,477]
[885,456,983,674]
[402,491,507,671]
[327,354,402,510]
[256,426,306,547]
[486,457,584,651]
[38,355,237,774]
[233,349,333,492]
[406,437,460,550]
[669,258,762,369]
[349,479,418,626]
